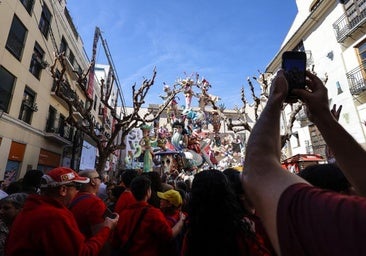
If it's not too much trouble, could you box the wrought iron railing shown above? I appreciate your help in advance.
[333,5,366,42]
[346,62,366,95]
[45,122,73,141]
[51,82,78,102]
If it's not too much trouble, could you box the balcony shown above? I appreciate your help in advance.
[71,99,85,122]
[346,63,366,95]
[64,57,79,81]
[105,117,112,130]
[333,6,366,43]
[44,125,72,145]
[51,82,78,109]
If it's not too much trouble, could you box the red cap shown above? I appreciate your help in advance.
[41,167,89,188]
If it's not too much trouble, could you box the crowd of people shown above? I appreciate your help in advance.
[0,70,365,255]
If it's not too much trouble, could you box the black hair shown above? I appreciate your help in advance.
[111,185,125,199]
[130,176,151,201]
[5,181,22,195]
[223,168,249,216]
[22,169,43,194]
[185,169,254,256]
[176,180,188,192]
[140,171,163,208]
[298,163,350,192]
[121,169,138,188]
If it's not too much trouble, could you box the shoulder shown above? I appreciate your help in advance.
[71,193,106,210]
[278,183,366,254]
[145,206,168,223]
[279,183,366,213]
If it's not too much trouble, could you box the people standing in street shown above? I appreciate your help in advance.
[0,193,28,256]
[5,167,118,256]
[158,189,186,256]
[114,169,138,213]
[70,169,107,238]
[112,175,185,256]
[182,169,271,256]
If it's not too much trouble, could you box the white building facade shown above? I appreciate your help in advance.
[267,0,366,159]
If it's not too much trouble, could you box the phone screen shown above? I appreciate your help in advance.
[283,59,306,89]
[282,51,306,101]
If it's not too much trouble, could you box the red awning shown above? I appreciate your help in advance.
[281,154,324,164]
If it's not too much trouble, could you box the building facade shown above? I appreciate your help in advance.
[0,0,112,182]
[266,0,366,160]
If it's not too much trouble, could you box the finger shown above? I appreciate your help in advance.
[336,105,342,120]
[331,104,337,114]
[305,71,319,91]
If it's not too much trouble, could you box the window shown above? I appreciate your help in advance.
[292,132,300,147]
[98,104,103,115]
[357,40,366,63]
[356,40,366,86]
[29,42,45,79]
[46,106,57,132]
[59,36,76,67]
[68,50,75,66]
[0,66,16,113]
[19,87,37,124]
[292,41,305,52]
[59,114,67,137]
[60,36,68,54]
[39,3,52,38]
[94,95,98,111]
[51,69,61,92]
[342,0,366,26]
[19,0,34,14]
[6,15,28,60]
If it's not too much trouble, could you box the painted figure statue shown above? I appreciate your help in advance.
[139,124,156,172]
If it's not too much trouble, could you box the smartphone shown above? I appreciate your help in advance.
[103,208,117,219]
[282,51,307,102]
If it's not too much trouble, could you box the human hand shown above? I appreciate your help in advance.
[331,104,342,121]
[268,70,288,105]
[179,212,186,222]
[104,212,119,229]
[292,71,330,123]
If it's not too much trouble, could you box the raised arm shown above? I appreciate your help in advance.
[294,72,366,196]
[241,70,306,254]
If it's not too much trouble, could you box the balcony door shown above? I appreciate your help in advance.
[356,40,366,85]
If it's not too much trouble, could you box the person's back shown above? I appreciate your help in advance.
[114,169,138,213]
[116,202,173,255]
[277,183,366,255]
[6,193,86,254]
[114,189,136,213]
[113,176,182,256]
[69,170,107,238]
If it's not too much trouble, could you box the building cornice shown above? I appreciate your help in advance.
[265,0,337,74]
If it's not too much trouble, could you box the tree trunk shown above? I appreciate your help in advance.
[96,152,108,174]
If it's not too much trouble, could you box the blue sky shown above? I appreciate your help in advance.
[67,0,297,109]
